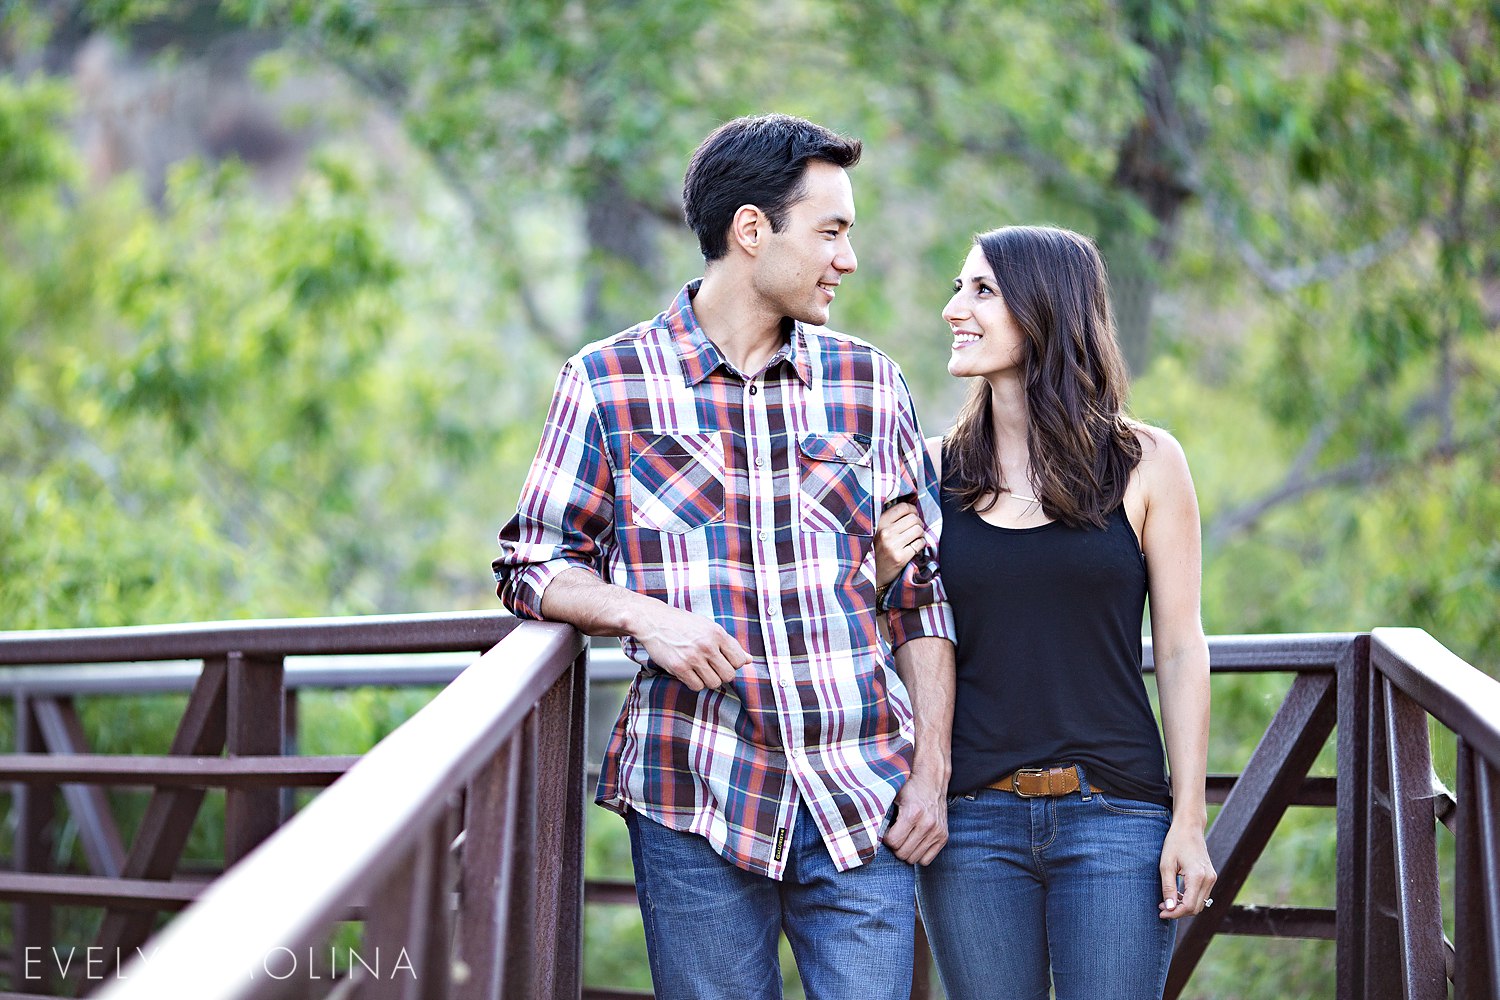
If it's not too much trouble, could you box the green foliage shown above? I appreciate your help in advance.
[2,1,1498,996]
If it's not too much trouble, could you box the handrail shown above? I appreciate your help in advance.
[0,646,640,696]
[1371,627,1500,764]
[92,618,586,999]
[0,610,517,664]
[1144,632,1358,672]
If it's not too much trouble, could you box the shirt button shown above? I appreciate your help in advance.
[768,604,779,617]
[755,457,765,468]
[749,384,758,395]
[758,530,767,541]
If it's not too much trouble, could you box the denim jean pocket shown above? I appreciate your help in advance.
[1095,792,1172,819]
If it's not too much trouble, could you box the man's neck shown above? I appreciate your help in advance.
[692,268,789,376]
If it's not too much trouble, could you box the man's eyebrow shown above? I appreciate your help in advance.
[814,214,854,228]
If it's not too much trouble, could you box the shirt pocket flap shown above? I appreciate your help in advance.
[798,431,873,467]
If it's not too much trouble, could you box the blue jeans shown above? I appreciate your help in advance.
[915,772,1175,1000]
[625,801,916,1000]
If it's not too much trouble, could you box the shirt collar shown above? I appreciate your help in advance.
[667,279,814,389]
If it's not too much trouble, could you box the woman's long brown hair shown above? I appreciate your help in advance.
[945,226,1142,529]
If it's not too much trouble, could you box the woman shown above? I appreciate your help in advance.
[876,225,1215,1000]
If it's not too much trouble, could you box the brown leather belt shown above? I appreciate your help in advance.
[987,766,1101,797]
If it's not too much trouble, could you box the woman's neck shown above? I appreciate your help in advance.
[986,374,1030,457]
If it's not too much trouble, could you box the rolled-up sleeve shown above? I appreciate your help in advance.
[883,374,957,649]
[493,361,616,620]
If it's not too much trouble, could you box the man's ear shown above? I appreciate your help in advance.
[730,205,763,255]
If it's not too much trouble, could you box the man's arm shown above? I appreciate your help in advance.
[882,635,954,865]
[494,360,749,691]
[877,368,957,865]
[539,568,748,692]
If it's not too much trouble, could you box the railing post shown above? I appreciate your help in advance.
[502,713,540,998]
[1363,673,1403,1000]
[225,651,286,865]
[1383,676,1447,999]
[1454,741,1500,999]
[1336,634,1371,1000]
[13,694,56,996]
[455,736,519,1000]
[531,651,588,1000]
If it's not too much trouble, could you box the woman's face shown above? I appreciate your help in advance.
[943,245,1025,380]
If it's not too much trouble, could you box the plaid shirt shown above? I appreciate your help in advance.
[494,281,954,878]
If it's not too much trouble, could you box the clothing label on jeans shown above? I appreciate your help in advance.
[774,827,787,862]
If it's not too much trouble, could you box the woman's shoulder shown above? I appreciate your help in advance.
[1127,421,1194,497]
[925,435,946,474]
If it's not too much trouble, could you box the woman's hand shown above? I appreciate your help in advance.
[1158,821,1217,919]
[874,501,925,588]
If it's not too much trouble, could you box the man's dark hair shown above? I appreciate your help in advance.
[683,114,862,261]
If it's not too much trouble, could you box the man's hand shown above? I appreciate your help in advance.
[882,770,947,865]
[539,568,752,692]
[632,600,753,692]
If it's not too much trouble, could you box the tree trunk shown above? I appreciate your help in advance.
[582,162,664,340]
[1104,0,1199,376]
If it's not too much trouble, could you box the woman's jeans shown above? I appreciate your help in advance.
[916,780,1175,1000]
[626,800,916,1000]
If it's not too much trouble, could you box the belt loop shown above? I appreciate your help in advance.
[1073,763,1093,801]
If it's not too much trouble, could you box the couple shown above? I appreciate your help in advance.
[493,113,1215,1000]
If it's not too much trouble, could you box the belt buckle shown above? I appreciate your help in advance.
[1012,767,1048,797]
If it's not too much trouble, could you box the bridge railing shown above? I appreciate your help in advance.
[66,617,588,1000]
[2,622,1496,999]
[1341,628,1500,1000]
[0,612,587,999]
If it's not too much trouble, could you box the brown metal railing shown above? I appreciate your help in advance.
[0,611,587,998]
[1339,628,1500,1000]
[2,621,1495,999]
[1160,629,1500,1000]
[66,617,587,999]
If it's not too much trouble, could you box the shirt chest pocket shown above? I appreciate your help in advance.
[627,432,727,534]
[797,431,875,536]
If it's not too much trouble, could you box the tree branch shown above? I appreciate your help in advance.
[1200,185,1412,295]
[1206,432,1490,546]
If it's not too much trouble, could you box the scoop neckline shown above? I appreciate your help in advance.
[964,509,1059,534]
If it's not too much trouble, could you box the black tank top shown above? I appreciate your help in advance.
[940,452,1171,806]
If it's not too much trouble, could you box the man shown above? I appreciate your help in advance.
[494,113,955,999]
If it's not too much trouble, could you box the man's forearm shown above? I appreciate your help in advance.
[539,567,751,693]
[538,566,653,636]
[892,636,955,786]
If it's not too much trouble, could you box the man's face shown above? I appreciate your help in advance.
[751,160,858,326]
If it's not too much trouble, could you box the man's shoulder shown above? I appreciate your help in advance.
[803,325,904,382]
[566,316,672,373]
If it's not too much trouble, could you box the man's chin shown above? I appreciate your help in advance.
[792,304,832,327]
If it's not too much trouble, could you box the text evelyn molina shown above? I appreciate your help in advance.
[26,946,418,981]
